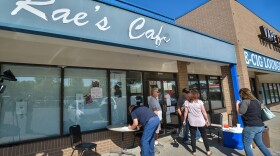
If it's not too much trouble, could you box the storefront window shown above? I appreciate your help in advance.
[269,84,276,103]
[188,74,224,112]
[63,68,108,133]
[208,76,223,109]
[110,71,127,125]
[263,84,271,104]
[163,81,177,125]
[127,71,143,106]
[276,83,280,101]
[261,84,266,104]
[199,75,209,111]
[249,78,257,98]
[189,75,199,90]
[0,64,61,144]
[272,84,279,102]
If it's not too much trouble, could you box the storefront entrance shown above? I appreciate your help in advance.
[143,72,178,134]
[188,74,224,113]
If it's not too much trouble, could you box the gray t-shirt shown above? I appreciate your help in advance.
[149,97,162,120]
[238,99,251,114]
[177,95,187,111]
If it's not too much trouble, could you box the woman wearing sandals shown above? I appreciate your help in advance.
[183,89,212,156]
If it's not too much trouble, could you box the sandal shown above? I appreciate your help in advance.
[207,151,212,156]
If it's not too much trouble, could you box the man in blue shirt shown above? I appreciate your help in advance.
[128,105,160,156]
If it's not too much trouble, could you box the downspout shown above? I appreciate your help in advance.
[230,64,244,127]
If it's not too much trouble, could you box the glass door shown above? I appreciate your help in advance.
[199,75,210,112]
[145,80,178,134]
[163,81,178,129]
[208,76,223,110]
[110,71,127,125]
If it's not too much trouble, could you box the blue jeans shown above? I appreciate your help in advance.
[196,129,201,140]
[141,116,160,156]
[243,126,272,156]
[183,122,190,141]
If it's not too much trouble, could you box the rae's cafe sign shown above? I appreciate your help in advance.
[10,0,170,47]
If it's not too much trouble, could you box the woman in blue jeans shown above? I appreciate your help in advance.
[236,88,272,156]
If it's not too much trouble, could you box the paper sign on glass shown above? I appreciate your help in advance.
[169,106,176,113]
[91,87,103,98]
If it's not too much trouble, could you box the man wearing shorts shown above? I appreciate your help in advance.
[149,87,163,146]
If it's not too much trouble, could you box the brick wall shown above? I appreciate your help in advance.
[230,0,280,59]
[176,0,237,44]
[176,0,280,124]
[0,131,136,156]
[221,66,237,126]
[177,61,189,97]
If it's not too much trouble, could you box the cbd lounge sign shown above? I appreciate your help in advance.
[259,26,280,46]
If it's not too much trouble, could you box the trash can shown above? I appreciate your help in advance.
[252,126,270,148]
[262,126,270,148]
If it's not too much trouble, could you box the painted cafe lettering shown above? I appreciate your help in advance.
[11,0,170,47]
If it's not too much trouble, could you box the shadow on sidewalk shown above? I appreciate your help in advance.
[171,134,244,156]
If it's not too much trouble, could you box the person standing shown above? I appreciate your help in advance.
[236,88,272,156]
[128,105,160,156]
[148,87,163,146]
[183,89,211,156]
[177,88,191,144]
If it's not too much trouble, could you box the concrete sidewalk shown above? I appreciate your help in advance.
[103,112,280,156]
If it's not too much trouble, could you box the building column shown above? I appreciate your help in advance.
[235,45,251,89]
[221,65,235,126]
[177,61,189,97]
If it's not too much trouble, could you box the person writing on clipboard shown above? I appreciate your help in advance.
[128,105,160,156]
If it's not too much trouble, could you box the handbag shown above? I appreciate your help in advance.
[261,106,275,121]
[179,125,186,138]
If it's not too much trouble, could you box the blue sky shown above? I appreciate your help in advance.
[237,0,280,32]
[122,0,280,32]
[121,0,208,19]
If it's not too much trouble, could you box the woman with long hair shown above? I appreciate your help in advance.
[236,88,272,156]
[183,89,211,156]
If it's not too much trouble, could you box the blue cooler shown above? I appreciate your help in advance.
[223,128,243,150]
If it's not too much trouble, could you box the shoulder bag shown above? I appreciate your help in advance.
[261,106,275,121]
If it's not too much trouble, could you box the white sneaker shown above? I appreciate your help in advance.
[197,138,203,143]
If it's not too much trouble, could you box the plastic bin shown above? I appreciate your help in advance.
[223,128,244,150]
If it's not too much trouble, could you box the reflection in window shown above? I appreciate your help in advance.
[261,84,266,104]
[277,84,280,102]
[0,64,60,144]
[127,71,143,106]
[163,81,177,125]
[264,84,271,104]
[273,84,279,102]
[110,71,127,125]
[64,68,108,133]
[189,75,199,90]
[269,84,275,103]
[208,77,223,109]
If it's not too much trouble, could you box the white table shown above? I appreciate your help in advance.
[107,124,137,156]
